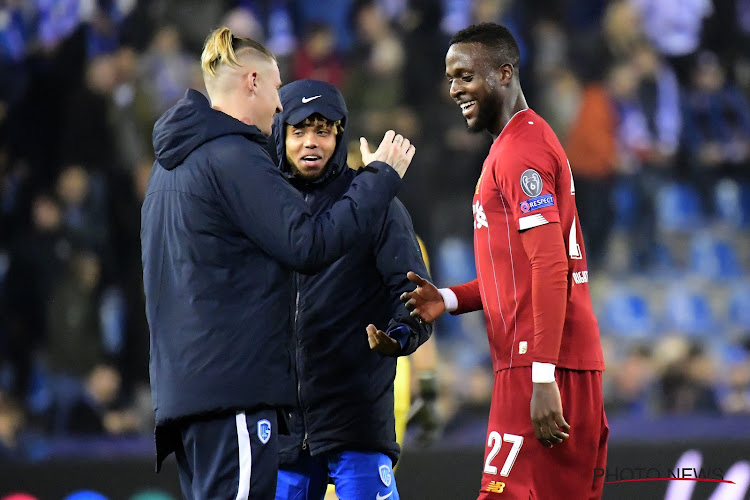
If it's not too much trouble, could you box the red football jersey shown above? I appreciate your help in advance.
[471,109,604,372]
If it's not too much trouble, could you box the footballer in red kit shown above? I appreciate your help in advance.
[401,23,608,499]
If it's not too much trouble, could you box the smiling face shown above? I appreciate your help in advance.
[445,42,505,135]
[285,115,338,180]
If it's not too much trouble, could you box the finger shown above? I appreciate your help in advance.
[393,134,403,145]
[541,424,561,444]
[547,414,569,440]
[545,418,567,442]
[400,138,410,152]
[366,324,378,348]
[379,130,395,150]
[375,330,396,344]
[406,271,427,286]
[405,144,416,163]
[400,292,411,303]
[555,414,571,433]
[410,310,425,321]
[404,298,417,310]
[359,137,370,158]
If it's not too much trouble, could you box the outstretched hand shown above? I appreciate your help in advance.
[530,381,570,448]
[360,130,416,179]
[400,272,446,323]
[367,324,400,356]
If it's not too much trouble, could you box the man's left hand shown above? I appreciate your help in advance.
[530,381,570,448]
[367,324,400,356]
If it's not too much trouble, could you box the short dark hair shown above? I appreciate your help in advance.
[449,23,520,69]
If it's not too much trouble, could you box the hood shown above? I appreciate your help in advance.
[153,89,267,170]
[272,80,349,188]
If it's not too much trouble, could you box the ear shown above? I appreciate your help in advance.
[498,63,514,85]
[246,71,259,95]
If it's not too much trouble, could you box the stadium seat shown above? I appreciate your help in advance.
[600,288,654,339]
[714,179,750,228]
[688,233,742,280]
[663,286,715,337]
[435,237,476,286]
[435,238,477,342]
[656,182,703,232]
[612,180,639,230]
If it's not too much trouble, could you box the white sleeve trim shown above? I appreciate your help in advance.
[532,362,556,383]
[438,288,458,313]
[519,214,549,231]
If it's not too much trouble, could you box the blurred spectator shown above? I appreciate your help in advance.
[655,339,720,414]
[626,42,682,167]
[54,364,139,436]
[722,359,750,414]
[682,50,750,200]
[60,54,119,170]
[400,0,446,112]
[292,23,345,87]
[601,0,646,60]
[109,47,154,173]
[45,251,104,379]
[3,193,72,399]
[223,7,264,41]
[139,25,195,117]
[630,0,713,82]
[531,20,580,136]
[295,0,355,51]
[606,345,655,416]
[345,1,406,138]
[56,165,110,256]
[0,392,26,459]
[566,67,621,267]
[612,43,682,267]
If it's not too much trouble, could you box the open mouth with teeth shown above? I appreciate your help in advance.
[460,100,477,117]
[300,155,324,168]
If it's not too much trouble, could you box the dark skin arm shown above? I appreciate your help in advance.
[531,382,570,447]
[520,222,571,448]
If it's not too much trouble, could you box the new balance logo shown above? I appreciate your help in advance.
[301,95,322,103]
[473,201,488,229]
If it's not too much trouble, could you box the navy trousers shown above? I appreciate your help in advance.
[175,409,279,500]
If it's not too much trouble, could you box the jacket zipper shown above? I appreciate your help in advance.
[295,193,309,451]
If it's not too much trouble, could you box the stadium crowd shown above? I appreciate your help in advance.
[1,0,749,460]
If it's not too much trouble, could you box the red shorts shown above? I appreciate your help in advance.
[478,367,608,500]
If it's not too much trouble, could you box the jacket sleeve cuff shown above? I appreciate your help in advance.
[387,325,411,350]
[438,288,458,313]
[532,362,556,383]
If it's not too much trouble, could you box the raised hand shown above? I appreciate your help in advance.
[400,271,446,323]
[530,381,570,448]
[360,130,416,179]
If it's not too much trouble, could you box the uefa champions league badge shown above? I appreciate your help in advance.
[257,419,271,444]
[521,169,543,197]
[379,464,393,487]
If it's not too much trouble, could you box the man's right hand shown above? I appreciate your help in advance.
[360,130,416,179]
[400,271,446,323]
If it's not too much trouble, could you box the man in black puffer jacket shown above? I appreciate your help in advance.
[270,79,432,500]
[141,29,416,500]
